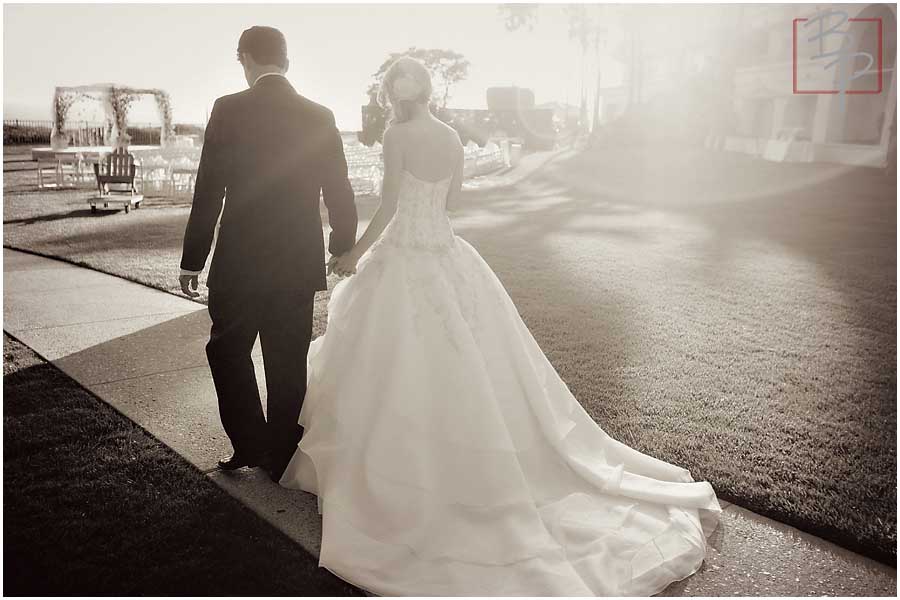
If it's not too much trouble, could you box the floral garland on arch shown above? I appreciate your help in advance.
[49,84,177,150]
[52,91,80,132]
[109,86,137,148]
[50,90,86,149]
[153,90,176,147]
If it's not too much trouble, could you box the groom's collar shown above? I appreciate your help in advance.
[253,72,289,87]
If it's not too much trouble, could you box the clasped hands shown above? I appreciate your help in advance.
[327,251,358,278]
[176,252,357,299]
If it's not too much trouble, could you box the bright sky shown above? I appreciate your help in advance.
[3,3,626,130]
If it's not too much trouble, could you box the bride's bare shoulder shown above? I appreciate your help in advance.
[385,119,458,147]
[433,119,462,144]
[383,121,430,146]
[382,123,404,141]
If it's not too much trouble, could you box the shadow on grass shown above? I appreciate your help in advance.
[5,208,121,225]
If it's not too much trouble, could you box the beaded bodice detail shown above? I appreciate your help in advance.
[378,170,456,251]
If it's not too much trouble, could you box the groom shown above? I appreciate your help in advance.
[179,26,358,480]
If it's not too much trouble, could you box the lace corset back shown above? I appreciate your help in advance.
[380,170,455,251]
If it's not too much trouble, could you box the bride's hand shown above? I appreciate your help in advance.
[331,252,358,277]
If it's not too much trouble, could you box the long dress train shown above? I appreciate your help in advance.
[280,170,721,596]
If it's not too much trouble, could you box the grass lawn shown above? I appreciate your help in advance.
[3,141,896,565]
[3,333,363,596]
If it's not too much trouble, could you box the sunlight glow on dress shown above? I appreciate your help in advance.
[280,169,722,596]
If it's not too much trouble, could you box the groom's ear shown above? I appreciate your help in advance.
[283,58,290,73]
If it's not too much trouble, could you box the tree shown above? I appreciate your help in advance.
[366,48,470,110]
[499,4,613,134]
[500,4,538,31]
[565,5,610,134]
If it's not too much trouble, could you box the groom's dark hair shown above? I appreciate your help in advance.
[237,26,288,68]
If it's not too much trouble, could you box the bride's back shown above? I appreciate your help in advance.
[391,116,462,182]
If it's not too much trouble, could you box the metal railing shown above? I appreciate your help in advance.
[3,119,169,146]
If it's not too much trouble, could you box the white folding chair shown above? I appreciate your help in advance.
[56,153,84,188]
[169,164,197,196]
[139,156,169,194]
[37,156,61,189]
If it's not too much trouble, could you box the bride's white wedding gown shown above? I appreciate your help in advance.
[280,169,722,596]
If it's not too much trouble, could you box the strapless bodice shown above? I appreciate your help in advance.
[378,170,456,252]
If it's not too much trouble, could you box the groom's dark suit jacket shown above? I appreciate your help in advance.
[181,74,358,293]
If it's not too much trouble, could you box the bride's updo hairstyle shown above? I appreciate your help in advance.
[378,56,432,124]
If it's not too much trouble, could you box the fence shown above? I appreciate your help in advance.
[4,119,52,129]
[3,119,172,146]
[345,141,384,195]
[4,119,53,145]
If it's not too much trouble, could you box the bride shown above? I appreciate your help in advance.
[279,57,721,597]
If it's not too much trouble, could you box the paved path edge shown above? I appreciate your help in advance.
[3,244,896,597]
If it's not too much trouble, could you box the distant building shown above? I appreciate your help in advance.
[721,3,896,167]
[595,4,896,167]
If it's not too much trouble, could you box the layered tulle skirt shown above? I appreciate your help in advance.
[280,235,721,596]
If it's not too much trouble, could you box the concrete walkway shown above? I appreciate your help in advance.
[3,247,896,596]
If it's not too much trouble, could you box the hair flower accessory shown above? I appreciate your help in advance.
[392,74,424,101]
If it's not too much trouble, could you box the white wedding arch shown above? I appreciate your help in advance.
[51,84,175,150]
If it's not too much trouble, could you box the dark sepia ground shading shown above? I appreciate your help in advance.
[3,333,363,596]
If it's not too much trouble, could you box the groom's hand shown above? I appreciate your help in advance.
[179,274,200,298]
[327,253,357,278]
[333,253,358,277]
[326,255,340,276]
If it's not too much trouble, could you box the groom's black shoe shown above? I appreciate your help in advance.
[263,464,283,483]
[263,451,293,483]
[218,451,269,471]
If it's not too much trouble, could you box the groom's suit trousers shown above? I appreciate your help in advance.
[179,75,357,473]
[206,287,314,464]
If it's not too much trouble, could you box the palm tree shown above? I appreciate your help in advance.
[501,4,613,134]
